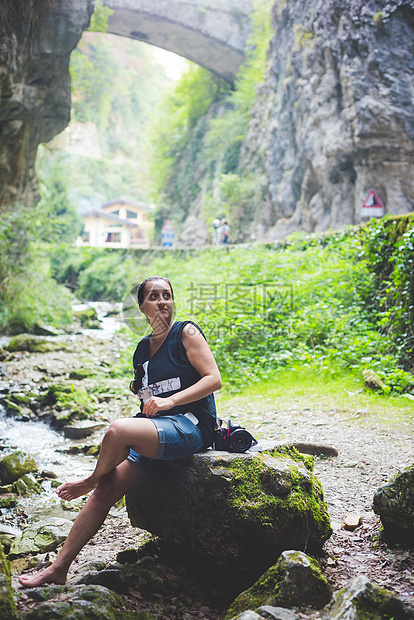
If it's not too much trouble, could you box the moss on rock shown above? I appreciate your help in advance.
[126,450,331,586]
[12,473,41,495]
[321,575,413,619]
[0,451,38,485]
[225,550,331,619]
[46,384,96,423]
[267,445,315,472]
[0,543,17,620]
[21,583,142,619]
[6,334,71,353]
[373,464,414,546]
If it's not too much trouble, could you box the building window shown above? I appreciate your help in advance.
[105,232,121,243]
[127,210,138,219]
[130,228,144,243]
[82,231,90,243]
[110,210,119,216]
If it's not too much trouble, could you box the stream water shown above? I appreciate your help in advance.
[0,302,122,525]
[0,404,96,521]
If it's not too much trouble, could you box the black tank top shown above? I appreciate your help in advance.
[132,321,217,446]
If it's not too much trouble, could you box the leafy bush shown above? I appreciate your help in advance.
[360,215,414,373]
[50,245,106,291]
[77,252,136,302]
[0,208,73,334]
[28,216,414,396]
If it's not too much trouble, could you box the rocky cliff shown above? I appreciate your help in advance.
[0,0,93,209]
[1,0,413,240]
[241,0,414,239]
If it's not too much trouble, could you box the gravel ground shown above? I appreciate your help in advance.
[16,399,414,619]
[234,398,414,612]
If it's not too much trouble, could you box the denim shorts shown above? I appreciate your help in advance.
[127,414,204,478]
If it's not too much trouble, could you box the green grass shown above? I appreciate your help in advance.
[217,365,414,431]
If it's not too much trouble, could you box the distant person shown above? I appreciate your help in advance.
[19,276,222,588]
[212,218,221,245]
[220,218,230,245]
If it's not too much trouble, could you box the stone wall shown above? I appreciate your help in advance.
[0,0,93,209]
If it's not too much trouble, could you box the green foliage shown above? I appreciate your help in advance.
[0,206,73,334]
[35,151,83,244]
[147,64,230,207]
[205,172,267,241]
[147,0,273,240]
[41,33,172,205]
[77,252,136,302]
[373,11,384,25]
[88,0,113,33]
[359,215,414,373]
[50,218,414,395]
[49,245,105,291]
[49,246,144,303]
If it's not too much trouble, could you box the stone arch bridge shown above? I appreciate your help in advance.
[0,0,254,209]
[103,0,254,82]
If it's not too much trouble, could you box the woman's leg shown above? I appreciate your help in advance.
[19,459,140,588]
[57,417,158,501]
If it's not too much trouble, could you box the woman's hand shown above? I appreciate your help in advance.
[142,395,174,417]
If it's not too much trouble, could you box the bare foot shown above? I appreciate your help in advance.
[19,564,67,588]
[56,476,97,501]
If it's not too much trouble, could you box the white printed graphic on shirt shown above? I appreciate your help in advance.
[138,376,181,403]
[141,361,149,388]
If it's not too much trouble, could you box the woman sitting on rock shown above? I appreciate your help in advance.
[19,275,222,587]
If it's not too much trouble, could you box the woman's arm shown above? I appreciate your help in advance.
[142,323,222,417]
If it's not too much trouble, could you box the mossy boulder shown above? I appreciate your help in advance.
[0,451,38,485]
[126,450,331,586]
[0,497,16,509]
[5,334,71,353]
[73,307,101,329]
[362,369,388,392]
[69,368,93,380]
[12,473,41,495]
[225,550,332,618]
[0,543,17,620]
[8,392,30,405]
[373,464,414,546]
[320,575,414,619]
[1,399,23,416]
[8,518,72,559]
[1,398,33,420]
[20,584,141,619]
[46,384,96,424]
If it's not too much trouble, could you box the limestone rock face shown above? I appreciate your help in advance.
[0,0,93,208]
[373,464,414,545]
[126,450,331,584]
[241,0,414,239]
